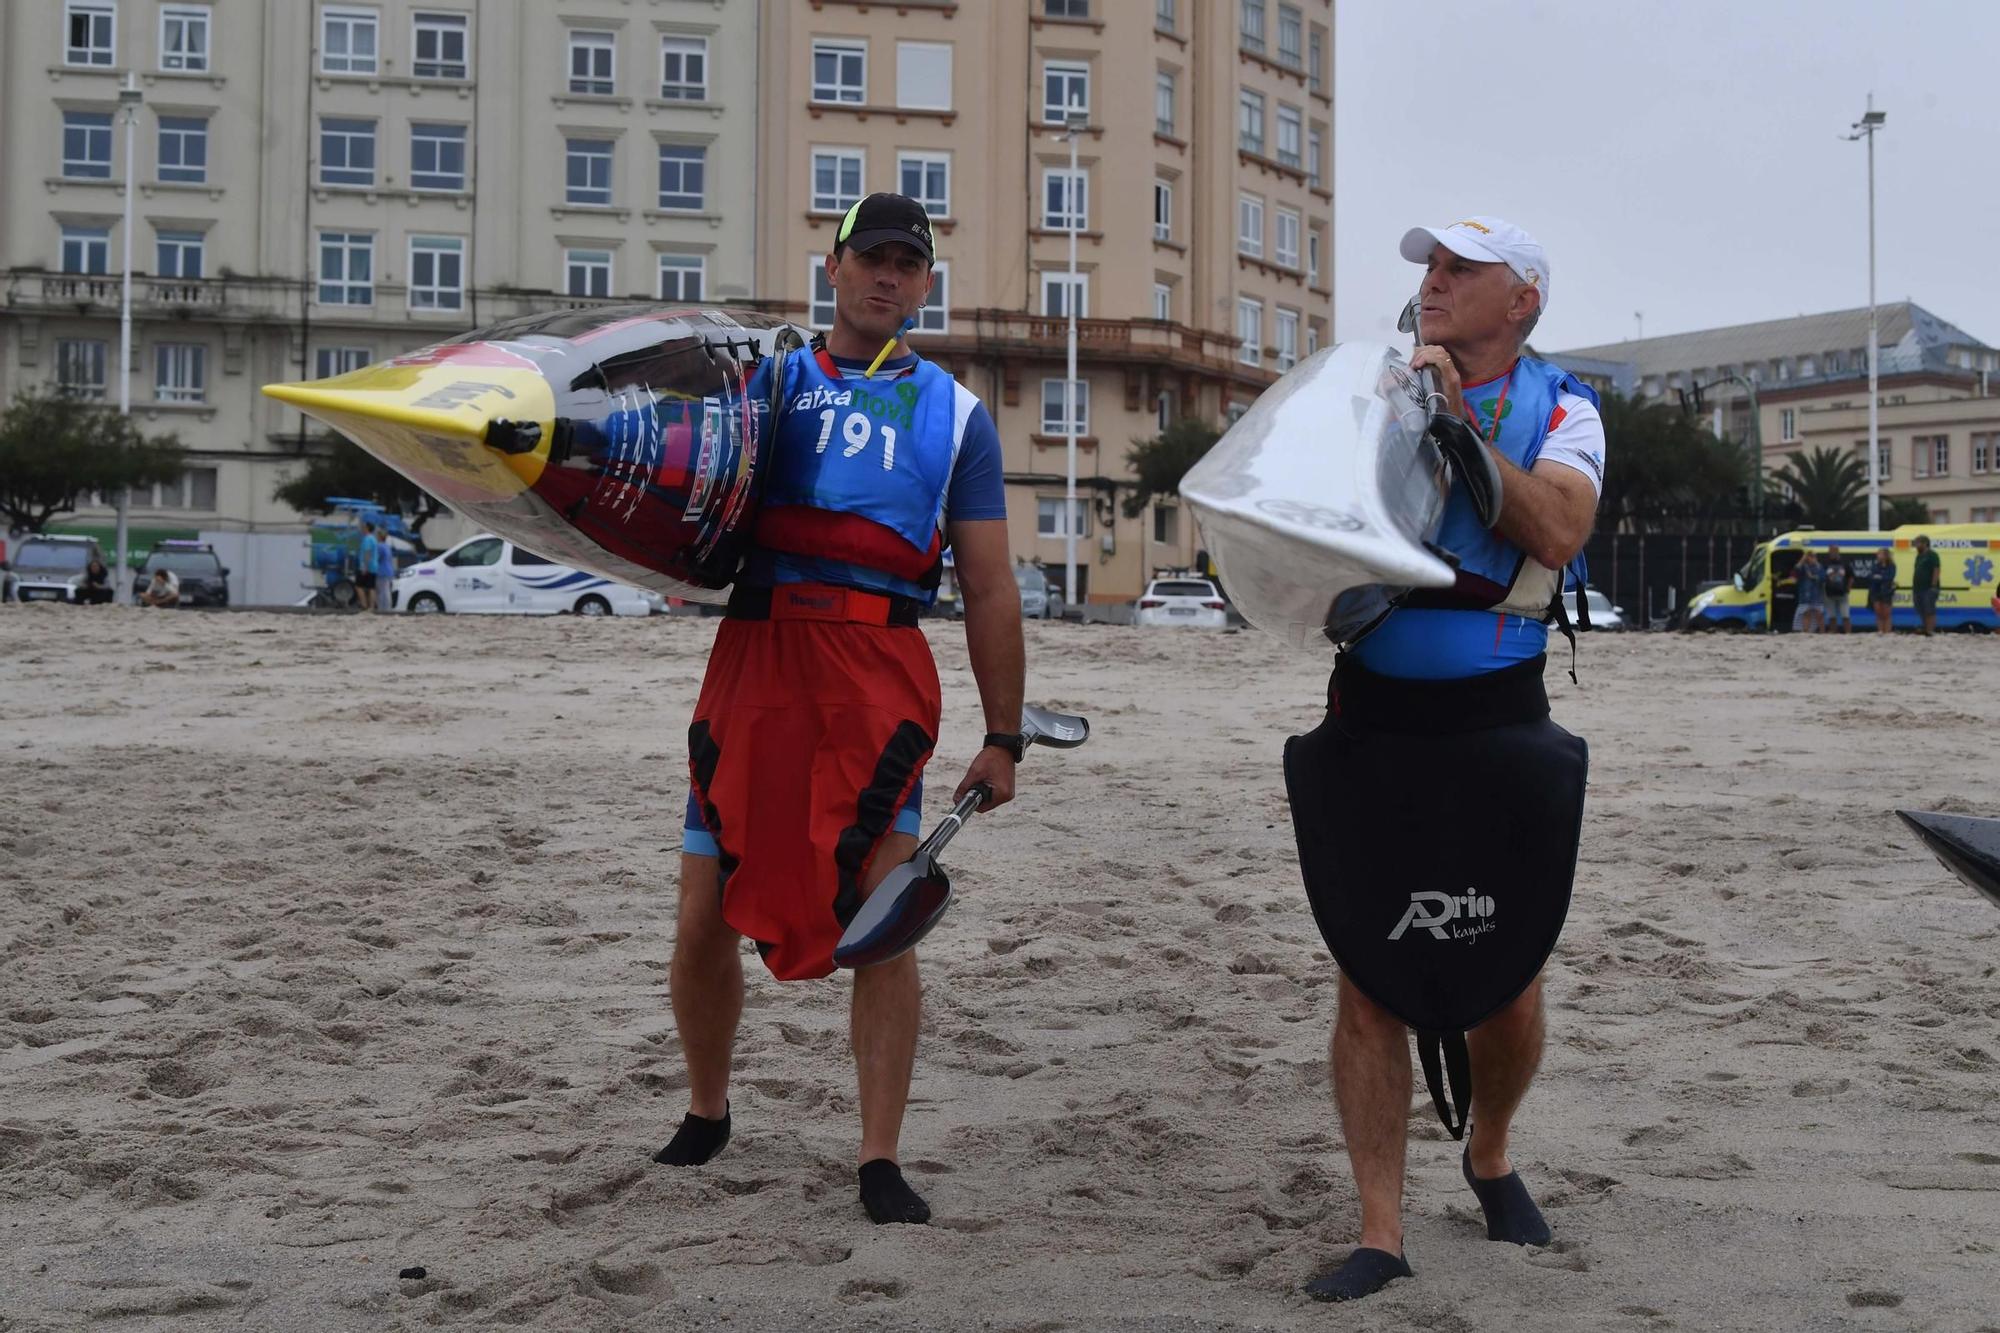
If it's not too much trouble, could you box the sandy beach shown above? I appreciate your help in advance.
[1,606,1996,1332]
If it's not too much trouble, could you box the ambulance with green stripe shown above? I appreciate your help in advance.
[1684,523,1999,632]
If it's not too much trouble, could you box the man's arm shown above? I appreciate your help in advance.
[945,516,1024,810]
[1490,456,1599,571]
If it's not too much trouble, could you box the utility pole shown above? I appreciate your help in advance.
[1060,101,1087,610]
[1845,96,1886,530]
[115,72,143,601]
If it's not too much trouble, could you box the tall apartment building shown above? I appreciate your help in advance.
[1,0,1335,601]
[1555,304,2000,526]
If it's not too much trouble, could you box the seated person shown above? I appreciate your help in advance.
[139,567,181,608]
[78,558,114,605]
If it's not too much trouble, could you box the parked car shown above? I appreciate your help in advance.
[133,540,230,608]
[394,534,657,616]
[1135,576,1229,628]
[9,534,105,603]
[955,563,1065,619]
[1581,588,1626,631]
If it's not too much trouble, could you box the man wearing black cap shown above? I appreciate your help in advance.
[658,193,1024,1228]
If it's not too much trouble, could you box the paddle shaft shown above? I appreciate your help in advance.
[918,785,990,859]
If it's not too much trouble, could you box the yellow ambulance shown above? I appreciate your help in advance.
[1684,523,1999,632]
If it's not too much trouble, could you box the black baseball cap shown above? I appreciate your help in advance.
[837,192,935,264]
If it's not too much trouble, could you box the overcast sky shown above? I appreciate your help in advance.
[1332,0,2000,355]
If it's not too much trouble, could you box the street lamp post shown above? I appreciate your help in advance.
[115,72,143,601]
[1062,104,1086,610]
[1845,96,1886,531]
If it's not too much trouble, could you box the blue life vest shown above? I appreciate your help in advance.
[751,348,963,586]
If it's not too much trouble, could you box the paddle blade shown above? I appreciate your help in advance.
[1023,705,1090,749]
[1897,810,2000,910]
[833,856,955,969]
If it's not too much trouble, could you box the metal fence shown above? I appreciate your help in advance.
[1583,531,1760,628]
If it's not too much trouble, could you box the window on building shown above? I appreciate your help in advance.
[412,11,468,79]
[408,235,464,310]
[565,248,612,299]
[1044,0,1090,17]
[896,41,951,110]
[321,6,379,74]
[1856,439,1890,482]
[1278,4,1302,67]
[914,262,950,334]
[1152,282,1171,322]
[160,5,210,71]
[62,112,113,180]
[62,226,110,274]
[1275,208,1300,269]
[661,36,707,99]
[314,346,370,379]
[1156,0,1177,33]
[1275,307,1300,371]
[1153,179,1172,241]
[1155,69,1176,136]
[319,117,377,187]
[157,115,207,183]
[1928,434,1951,477]
[1911,439,1929,479]
[1043,169,1087,231]
[1309,26,1324,92]
[1276,104,1302,167]
[1780,407,1796,441]
[1238,89,1264,154]
[155,230,203,279]
[1307,126,1323,188]
[1155,390,1172,432]
[1308,228,1321,286]
[812,40,866,104]
[56,340,108,398]
[1237,193,1264,258]
[410,122,466,190]
[1038,497,1090,537]
[1040,271,1088,318]
[1040,379,1089,436]
[317,230,373,304]
[1153,503,1177,543]
[1043,61,1089,123]
[568,29,614,95]
[658,252,704,302]
[565,138,613,205]
[1241,0,1266,51]
[185,467,218,510]
[658,144,705,210]
[1306,322,1321,355]
[808,255,836,328]
[66,1,116,66]
[155,343,206,402]
[1973,432,1994,475]
[898,152,950,217]
[1237,298,1263,365]
[811,148,864,213]
[1931,509,1950,524]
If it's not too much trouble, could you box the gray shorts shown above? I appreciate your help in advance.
[1824,595,1850,623]
[1914,587,1939,614]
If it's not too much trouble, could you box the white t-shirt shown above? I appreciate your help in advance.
[1535,391,1606,496]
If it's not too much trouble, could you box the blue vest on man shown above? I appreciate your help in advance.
[1351,356,1599,679]
[749,347,961,599]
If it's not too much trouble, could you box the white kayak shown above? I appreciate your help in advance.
[1180,341,1458,652]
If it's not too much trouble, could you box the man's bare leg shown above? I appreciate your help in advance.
[657,851,742,1164]
[849,831,931,1223]
[1305,974,1416,1301]
[1461,975,1552,1244]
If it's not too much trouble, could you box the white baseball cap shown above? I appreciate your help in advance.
[1400,216,1550,313]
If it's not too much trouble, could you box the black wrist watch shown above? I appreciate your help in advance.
[983,731,1026,763]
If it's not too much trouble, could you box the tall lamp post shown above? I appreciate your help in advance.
[1845,96,1885,531]
[115,72,143,600]
[1060,103,1087,609]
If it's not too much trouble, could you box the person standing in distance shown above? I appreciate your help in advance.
[658,194,1024,1228]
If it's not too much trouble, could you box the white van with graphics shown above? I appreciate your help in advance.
[394,534,658,616]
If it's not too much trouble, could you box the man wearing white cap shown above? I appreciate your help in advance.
[1285,216,1605,1301]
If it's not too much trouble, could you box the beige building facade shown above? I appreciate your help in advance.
[3,0,1334,603]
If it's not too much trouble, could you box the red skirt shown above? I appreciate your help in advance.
[687,615,941,979]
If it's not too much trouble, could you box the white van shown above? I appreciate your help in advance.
[394,534,659,616]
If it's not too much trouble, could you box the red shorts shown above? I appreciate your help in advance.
[687,608,941,980]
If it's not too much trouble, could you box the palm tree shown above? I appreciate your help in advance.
[1767,446,1867,529]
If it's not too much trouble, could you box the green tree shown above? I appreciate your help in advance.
[0,386,186,532]
[272,433,445,536]
[1596,390,1750,533]
[1766,446,1868,530]
[1882,495,1931,527]
[1127,417,1221,518]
